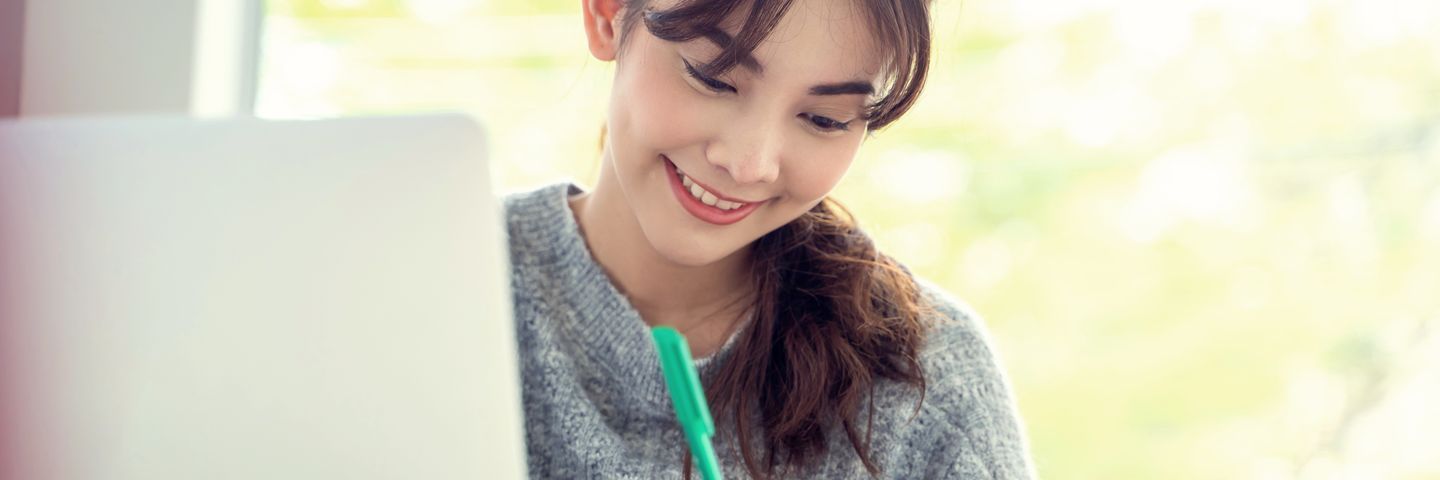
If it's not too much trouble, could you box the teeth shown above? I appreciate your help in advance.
[678,171,746,211]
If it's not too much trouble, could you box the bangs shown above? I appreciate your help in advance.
[628,0,931,130]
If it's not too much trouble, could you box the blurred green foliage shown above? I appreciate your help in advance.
[259,0,1440,478]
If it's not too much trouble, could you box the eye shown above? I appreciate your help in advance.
[800,113,852,133]
[682,58,737,94]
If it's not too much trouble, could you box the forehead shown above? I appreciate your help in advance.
[672,0,886,85]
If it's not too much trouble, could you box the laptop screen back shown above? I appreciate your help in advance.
[0,114,525,480]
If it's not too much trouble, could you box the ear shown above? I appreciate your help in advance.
[582,0,626,61]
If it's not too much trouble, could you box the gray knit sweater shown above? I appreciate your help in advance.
[504,181,1036,479]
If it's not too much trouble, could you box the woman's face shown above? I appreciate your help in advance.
[603,0,884,267]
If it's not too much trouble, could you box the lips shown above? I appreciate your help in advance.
[664,156,763,226]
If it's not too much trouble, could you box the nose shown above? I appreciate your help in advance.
[704,120,781,186]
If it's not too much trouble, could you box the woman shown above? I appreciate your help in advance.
[504,0,1035,477]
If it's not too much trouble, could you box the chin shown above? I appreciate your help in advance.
[650,235,731,267]
[640,206,736,268]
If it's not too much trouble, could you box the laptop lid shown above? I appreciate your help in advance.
[0,114,525,479]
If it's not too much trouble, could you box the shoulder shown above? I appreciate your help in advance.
[500,181,581,268]
[912,278,1014,399]
[498,181,591,311]
[885,277,1037,479]
[500,181,573,234]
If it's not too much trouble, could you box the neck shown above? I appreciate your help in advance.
[569,150,755,344]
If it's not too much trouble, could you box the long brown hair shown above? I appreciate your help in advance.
[613,1,937,477]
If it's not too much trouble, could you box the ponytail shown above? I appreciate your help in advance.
[702,197,935,478]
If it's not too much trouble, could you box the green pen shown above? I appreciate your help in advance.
[651,326,724,480]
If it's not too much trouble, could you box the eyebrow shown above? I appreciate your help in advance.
[699,29,875,97]
[809,82,875,96]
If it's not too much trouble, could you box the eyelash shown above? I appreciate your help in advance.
[682,59,737,93]
[802,113,852,132]
[682,58,852,133]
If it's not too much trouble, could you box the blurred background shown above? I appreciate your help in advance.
[257,0,1440,478]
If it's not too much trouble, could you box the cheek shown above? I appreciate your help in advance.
[611,50,710,154]
[783,138,861,202]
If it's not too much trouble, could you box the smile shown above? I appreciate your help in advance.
[679,170,747,210]
[664,156,764,226]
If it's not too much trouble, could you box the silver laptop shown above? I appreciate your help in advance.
[0,114,526,479]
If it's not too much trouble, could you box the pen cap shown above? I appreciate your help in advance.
[651,327,715,435]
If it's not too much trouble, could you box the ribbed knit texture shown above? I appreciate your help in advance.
[504,181,1037,479]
